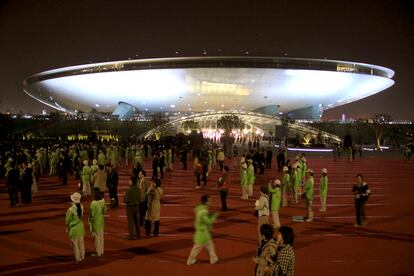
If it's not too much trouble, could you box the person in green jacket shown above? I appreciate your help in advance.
[89,188,106,256]
[187,195,219,265]
[302,169,314,222]
[291,163,301,204]
[65,192,85,263]
[268,178,282,229]
[319,168,329,212]
[240,163,248,199]
[247,159,255,198]
[282,166,291,207]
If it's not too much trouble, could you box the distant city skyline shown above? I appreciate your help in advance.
[0,0,413,119]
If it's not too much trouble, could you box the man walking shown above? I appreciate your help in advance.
[123,176,141,240]
[187,195,219,265]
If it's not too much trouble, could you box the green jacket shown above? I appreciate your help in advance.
[292,169,300,189]
[300,161,307,181]
[81,165,91,185]
[304,176,314,201]
[283,173,291,191]
[89,199,106,232]
[319,175,328,196]
[241,169,248,187]
[193,204,217,244]
[247,164,255,185]
[268,185,281,211]
[65,204,85,239]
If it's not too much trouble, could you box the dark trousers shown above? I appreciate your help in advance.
[355,200,366,225]
[139,202,147,226]
[8,187,19,207]
[109,187,118,207]
[159,166,164,179]
[21,184,32,204]
[218,160,224,171]
[265,159,272,169]
[220,190,228,211]
[196,173,201,187]
[145,220,160,236]
[152,168,158,180]
[126,205,140,239]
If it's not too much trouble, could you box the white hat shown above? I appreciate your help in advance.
[282,166,289,172]
[83,160,89,166]
[240,157,245,163]
[274,179,281,185]
[70,192,81,203]
[321,168,328,174]
[307,169,314,173]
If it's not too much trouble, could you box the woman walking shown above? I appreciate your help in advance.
[89,188,106,256]
[65,192,85,264]
[144,179,163,236]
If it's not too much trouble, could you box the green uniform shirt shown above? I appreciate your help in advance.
[304,176,314,201]
[292,170,300,190]
[241,169,248,187]
[65,204,85,239]
[89,199,106,232]
[319,175,328,196]
[193,204,217,244]
[268,185,282,211]
[247,164,255,185]
[283,173,291,191]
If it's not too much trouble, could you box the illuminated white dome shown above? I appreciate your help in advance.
[23,56,394,118]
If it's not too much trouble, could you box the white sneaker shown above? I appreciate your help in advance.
[195,186,201,189]
[305,218,313,222]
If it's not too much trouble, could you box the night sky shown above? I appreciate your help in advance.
[0,0,413,120]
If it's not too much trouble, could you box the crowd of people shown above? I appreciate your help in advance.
[1,137,377,275]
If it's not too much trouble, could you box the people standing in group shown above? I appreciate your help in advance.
[65,192,85,264]
[319,168,329,212]
[269,226,296,276]
[6,161,20,207]
[106,163,119,208]
[124,176,141,240]
[187,195,219,265]
[282,166,291,207]
[303,169,314,222]
[217,166,230,211]
[89,188,106,257]
[352,174,371,227]
[138,170,149,227]
[247,159,255,198]
[144,178,163,236]
[268,179,282,229]
[253,223,277,276]
[255,186,270,241]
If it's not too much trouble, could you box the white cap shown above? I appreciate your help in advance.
[282,166,289,172]
[83,160,89,166]
[240,157,245,163]
[70,192,81,203]
[274,179,281,185]
[321,168,328,174]
[307,169,314,173]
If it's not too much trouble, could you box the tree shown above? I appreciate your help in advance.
[372,113,392,149]
[216,115,245,135]
[182,120,200,132]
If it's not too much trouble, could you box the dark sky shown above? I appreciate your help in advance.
[0,0,413,120]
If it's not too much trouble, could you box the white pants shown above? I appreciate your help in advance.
[271,211,280,229]
[70,236,85,261]
[92,230,104,256]
[241,186,248,199]
[187,240,218,265]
